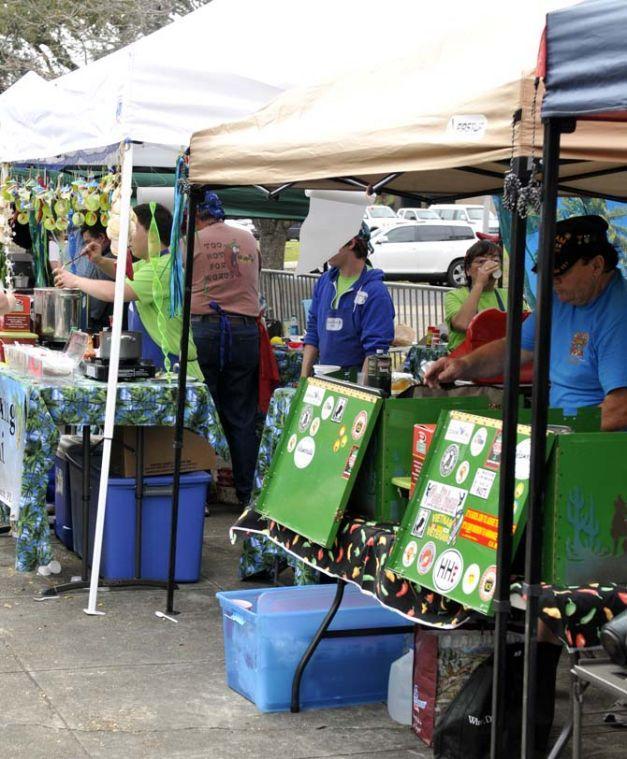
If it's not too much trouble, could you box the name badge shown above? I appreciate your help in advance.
[354,289,368,305]
[326,317,343,331]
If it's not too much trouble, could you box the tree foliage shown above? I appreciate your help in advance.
[0,0,210,90]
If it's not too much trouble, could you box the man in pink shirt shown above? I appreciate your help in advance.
[191,191,261,506]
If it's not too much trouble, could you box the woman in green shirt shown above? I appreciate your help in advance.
[54,202,202,380]
[444,240,507,352]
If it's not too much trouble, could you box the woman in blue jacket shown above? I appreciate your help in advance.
[301,226,395,377]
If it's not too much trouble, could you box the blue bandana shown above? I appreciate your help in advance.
[198,190,225,220]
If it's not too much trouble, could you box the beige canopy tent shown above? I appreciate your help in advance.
[189,0,627,201]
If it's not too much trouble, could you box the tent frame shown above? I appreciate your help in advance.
[177,170,533,755]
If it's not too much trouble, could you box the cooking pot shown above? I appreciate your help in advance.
[99,330,143,361]
[34,288,82,341]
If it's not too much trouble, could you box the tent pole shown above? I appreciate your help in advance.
[84,140,134,616]
[490,157,529,759]
[521,119,562,757]
[165,184,200,614]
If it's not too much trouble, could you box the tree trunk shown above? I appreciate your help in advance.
[255,219,291,270]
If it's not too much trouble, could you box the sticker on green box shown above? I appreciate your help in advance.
[387,410,553,615]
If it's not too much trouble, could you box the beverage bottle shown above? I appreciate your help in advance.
[289,315,299,337]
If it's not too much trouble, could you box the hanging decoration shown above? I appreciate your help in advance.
[168,153,188,317]
[0,192,15,289]
[502,78,543,219]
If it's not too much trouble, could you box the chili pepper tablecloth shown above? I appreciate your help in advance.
[0,368,227,572]
[233,387,627,643]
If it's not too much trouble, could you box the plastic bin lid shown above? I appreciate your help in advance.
[257,583,381,615]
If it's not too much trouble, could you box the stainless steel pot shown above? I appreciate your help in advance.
[54,290,82,341]
[34,288,83,341]
[99,330,143,361]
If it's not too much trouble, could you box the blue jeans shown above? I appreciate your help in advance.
[192,317,260,503]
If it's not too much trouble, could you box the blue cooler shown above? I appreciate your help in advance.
[68,448,210,581]
[216,584,412,712]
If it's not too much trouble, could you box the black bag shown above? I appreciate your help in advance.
[432,642,561,758]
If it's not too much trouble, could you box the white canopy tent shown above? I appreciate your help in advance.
[0,0,462,167]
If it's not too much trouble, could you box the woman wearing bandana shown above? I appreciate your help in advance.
[54,202,202,379]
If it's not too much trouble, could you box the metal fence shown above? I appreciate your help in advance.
[260,269,451,337]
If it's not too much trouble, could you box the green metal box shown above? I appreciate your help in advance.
[542,430,627,586]
[349,395,494,524]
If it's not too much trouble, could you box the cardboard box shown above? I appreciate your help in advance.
[111,426,215,477]
[1,294,31,332]
[409,424,436,497]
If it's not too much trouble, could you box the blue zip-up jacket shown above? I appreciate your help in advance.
[304,266,395,368]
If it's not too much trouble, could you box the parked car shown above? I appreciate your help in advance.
[362,205,399,233]
[368,221,476,285]
[397,207,441,221]
[286,221,302,241]
[429,204,499,235]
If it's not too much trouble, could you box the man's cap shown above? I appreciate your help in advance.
[532,215,614,274]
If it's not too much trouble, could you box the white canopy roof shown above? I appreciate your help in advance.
[0,0,457,166]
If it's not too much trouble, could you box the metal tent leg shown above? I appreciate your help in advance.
[490,155,529,759]
[521,117,574,758]
[291,579,346,713]
[166,183,201,615]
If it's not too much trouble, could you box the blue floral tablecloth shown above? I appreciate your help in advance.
[0,368,226,572]
[273,346,302,388]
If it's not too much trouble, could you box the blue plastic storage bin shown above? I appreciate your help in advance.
[68,456,209,581]
[216,584,412,712]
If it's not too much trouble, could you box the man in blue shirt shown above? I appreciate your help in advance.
[425,215,627,431]
[301,225,395,377]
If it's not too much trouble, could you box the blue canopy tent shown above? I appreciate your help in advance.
[516,1,627,756]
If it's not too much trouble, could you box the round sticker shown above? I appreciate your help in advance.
[310,417,320,436]
[287,433,297,453]
[515,438,531,481]
[515,481,525,499]
[341,434,348,448]
[470,427,488,457]
[339,425,346,438]
[462,563,481,595]
[455,460,470,485]
[439,444,459,478]
[432,549,464,593]
[298,405,314,433]
[417,542,437,575]
[402,541,418,568]
[479,565,497,603]
[321,396,335,420]
[352,410,368,441]
[332,439,341,454]
[294,437,316,469]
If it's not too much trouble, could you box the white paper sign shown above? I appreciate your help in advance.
[447,114,488,140]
